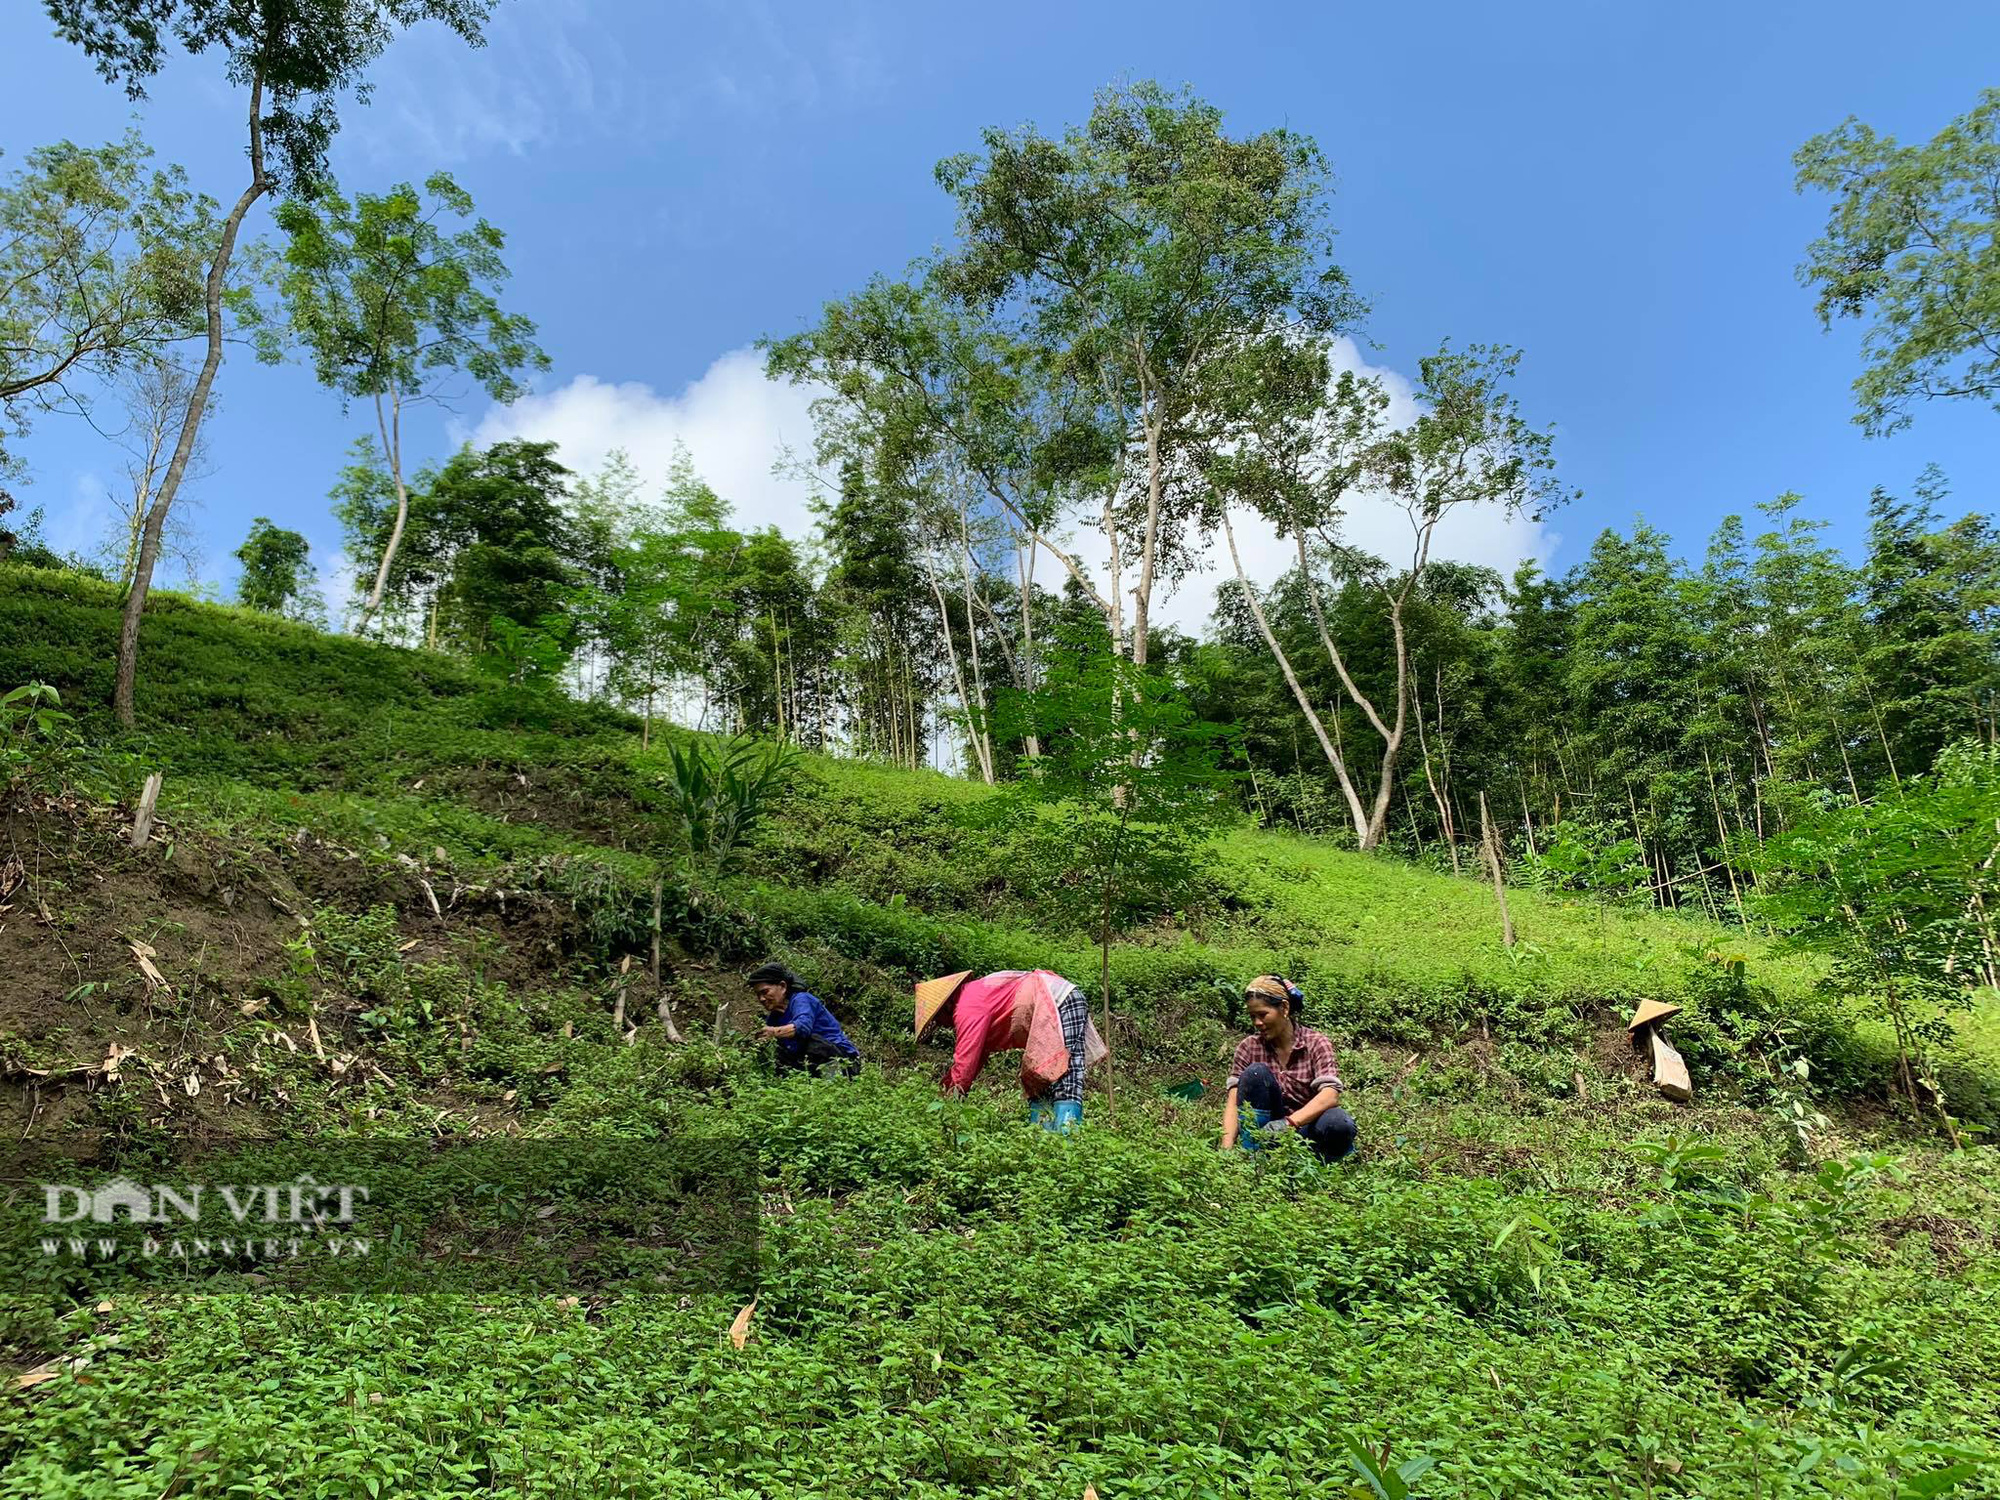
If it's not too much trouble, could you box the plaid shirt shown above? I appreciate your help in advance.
[1226,1025,1342,1110]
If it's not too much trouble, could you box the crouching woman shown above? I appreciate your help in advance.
[1221,974,1356,1163]
[748,962,862,1077]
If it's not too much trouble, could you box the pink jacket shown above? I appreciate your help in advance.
[941,970,1106,1097]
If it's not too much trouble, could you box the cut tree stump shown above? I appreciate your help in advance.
[657,989,686,1045]
[1650,1031,1693,1102]
[128,772,163,849]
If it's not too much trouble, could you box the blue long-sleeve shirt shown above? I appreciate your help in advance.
[766,990,859,1062]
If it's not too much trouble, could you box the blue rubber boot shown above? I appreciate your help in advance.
[1053,1101,1083,1134]
[1027,1101,1054,1130]
[1237,1105,1273,1153]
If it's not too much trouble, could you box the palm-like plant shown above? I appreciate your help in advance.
[659,735,798,876]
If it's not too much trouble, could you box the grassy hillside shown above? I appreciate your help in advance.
[0,563,1996,1498]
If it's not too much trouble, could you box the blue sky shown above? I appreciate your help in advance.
[2,0,1991,629]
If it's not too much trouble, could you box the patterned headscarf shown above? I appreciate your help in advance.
[1244,974,1303,1015]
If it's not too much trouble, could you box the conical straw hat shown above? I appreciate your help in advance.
[914,971,973,1039]
[1627,998,1683,1032]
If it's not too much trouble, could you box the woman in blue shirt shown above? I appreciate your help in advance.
[746,963,862,1077]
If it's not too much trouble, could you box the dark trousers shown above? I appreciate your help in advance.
[777,1036,861,1078]
[1238,1062,1356,1162]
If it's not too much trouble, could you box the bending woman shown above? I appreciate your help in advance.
[915,969,1106,1130]
[1220,974,1356,1162]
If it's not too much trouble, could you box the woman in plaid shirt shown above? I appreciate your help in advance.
[1220,974,1356,1162]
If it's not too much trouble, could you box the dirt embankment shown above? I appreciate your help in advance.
[0,794,599,1141]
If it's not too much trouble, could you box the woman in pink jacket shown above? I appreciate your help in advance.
[914,969,1106,1131]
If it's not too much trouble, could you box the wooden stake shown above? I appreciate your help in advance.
[129,772,163,849]
[613,955,630,1037]
[1479,791,1516,949]
[650,877,663,985]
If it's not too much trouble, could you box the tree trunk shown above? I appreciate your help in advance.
[114,78,270,725]
[1129,413,1164,672]
[1858,672,1904,792]
[1703,744,1751,926]
[1626,783,1657,906]
[1411,670,1459,873]
[925,554,990,783]
[1017,540,1041,760]
[357,380,409,636]
[769,609,786,742]
[1479,791,1516,948]
[1220,511,1370,840]
[1097,800,1132,1116]
[1401,782,1428,858]
[1296,528,1424,856]
[958,508,996,780]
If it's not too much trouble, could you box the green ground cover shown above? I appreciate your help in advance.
[1,563,1995,1497]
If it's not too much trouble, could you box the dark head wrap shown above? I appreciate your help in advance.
[744,962,805,995]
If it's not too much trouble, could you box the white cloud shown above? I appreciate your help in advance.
[470,339,1559,639]
[46,471,111,560]
[351,0,637,166]
[311,531,358,627]
[349,0,889,169]
[467,349,825,535]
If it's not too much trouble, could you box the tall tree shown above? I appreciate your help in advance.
[94,356,210,589]
[773,81,1365,698]
[933,80,1364,673]
[1859,471,2000,778]
[0,132,217,475]
[233,515,314,616]
[422,439,578,657]
[1746,494,1866,800]
[47,0,495,724]
[273,171,545,634]
[1216,345,1568,849]
[1796,88,2000,434]
[597,450,747,746]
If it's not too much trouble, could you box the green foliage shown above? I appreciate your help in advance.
[272,169,546,637]
[1,1074,1994,1497]
[1752,741,2000,1128]
[1796,87,2000,434]
[0,681,77,793]
[272,170,542,411]
[46,0,497,194]
[1,557,1986,1109]
[0,130,219,473]
[0,545,1996,1494]
[660,734,800,878]
[231,515,319,619]
[1521,816,1649,902]
[1346,1437,1437,1500]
